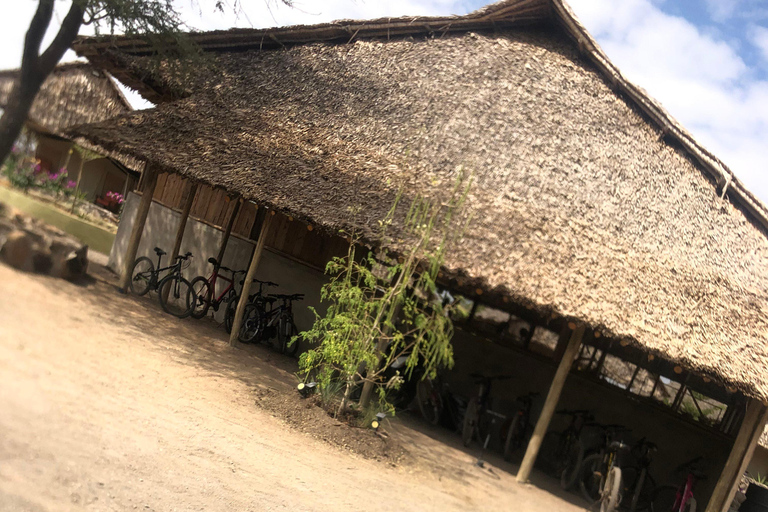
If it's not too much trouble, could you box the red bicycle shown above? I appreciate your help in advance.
[189,257,245,328]
[651,457,705,512]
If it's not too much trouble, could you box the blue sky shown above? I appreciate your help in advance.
[1,0,766,203]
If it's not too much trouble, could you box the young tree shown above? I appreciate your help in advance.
[297,174,473,419]
[0,0,289,168]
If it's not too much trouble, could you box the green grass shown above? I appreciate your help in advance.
[0,185,115,255]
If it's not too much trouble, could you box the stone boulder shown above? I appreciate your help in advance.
[0,201,89,280]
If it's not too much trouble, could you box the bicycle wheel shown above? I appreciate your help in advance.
[601,467,622,512]
[650,486,678,512]
[129,257,154,296]
[621,468,655,512]
[581,453,606,504]
[189,276,212,319]
[560,437,583,490]
[238,303,263,343]
[462,397,479,447]
[503,414,521,461]
[278,316,299,356]
[224,293,239,334]
[416,378,442,426]
[158,275,193,318]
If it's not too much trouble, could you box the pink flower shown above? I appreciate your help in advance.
[11,145,19,154]
[33,163,42,175]
[66,180,77,189]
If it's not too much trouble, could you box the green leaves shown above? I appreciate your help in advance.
[297,174,471,418]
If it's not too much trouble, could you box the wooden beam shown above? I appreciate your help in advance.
[162,182,198,302]
[69,154,85,214]
[705,399,768,512]
[228,210,273,346]
[216,197,242,264]
[118,167,158,292]
[517,323,585,483]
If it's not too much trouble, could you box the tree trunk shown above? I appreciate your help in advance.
[0,0,84,166]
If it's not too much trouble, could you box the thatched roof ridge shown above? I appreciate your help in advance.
[68,2,768,400]
[0,61,132,136]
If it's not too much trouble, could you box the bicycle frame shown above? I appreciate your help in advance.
[205,269,235,305]
[673,473,696,512]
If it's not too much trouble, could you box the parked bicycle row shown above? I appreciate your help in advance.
[414,372,705,512]
[129,248,303,356]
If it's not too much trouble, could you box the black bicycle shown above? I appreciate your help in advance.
[239,293,304,356]
[129,247,194,318]
[224,278,278,334]
[503,391,539,461]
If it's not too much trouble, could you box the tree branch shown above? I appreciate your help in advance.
[37,0,86,74]
[21,0,54,77]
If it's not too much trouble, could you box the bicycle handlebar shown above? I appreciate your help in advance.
[269,293,305,301]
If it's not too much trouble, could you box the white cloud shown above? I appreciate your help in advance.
[569,0,768,203]
[751,24,768,63]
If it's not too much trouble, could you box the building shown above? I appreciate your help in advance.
[0,62,141,208]
[69,1,768,509]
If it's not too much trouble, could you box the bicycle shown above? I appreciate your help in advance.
[129,247,189,296]
[462,373,513,455]
[650,457,705,512]
[239,293,304,356]
[188,257,245,323]
[622,439,658,512]
[415,374,467,431]
[129,247,194,318]
[538,409,594,489]
[579,423,633,512]
[224,278,278,334]
[503,391,539,461]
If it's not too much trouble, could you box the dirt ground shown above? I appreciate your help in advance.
[0,260,587,511]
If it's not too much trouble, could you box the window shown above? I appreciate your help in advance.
[529,328,559,358]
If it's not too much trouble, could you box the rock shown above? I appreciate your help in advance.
[0,210,89,281]
[50,237,88,280]
[1,231,36,272]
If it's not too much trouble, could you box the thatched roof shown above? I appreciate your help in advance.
[69,0,768,400]
[0,61,131,136]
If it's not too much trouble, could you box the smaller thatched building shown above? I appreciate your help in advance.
[0,62,141,206]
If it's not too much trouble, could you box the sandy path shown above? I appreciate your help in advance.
[0,262,585,511]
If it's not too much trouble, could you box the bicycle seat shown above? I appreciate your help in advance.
[154,247,166,256]
[260,296,278,304]
[608,440,631,453]
[208,257,219,266]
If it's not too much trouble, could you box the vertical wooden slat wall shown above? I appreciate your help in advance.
[147,174,348,270]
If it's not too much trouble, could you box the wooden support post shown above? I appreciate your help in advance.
[216,197,242,264]
[228,210,273,346]
[118,168,158,292]
[517,323,585,483]
[69,155,85,214]
[162,182,198,302]
[705,399,768,512]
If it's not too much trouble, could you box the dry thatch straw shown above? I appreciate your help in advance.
[69,0,768,402]
[0,62,131,136]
